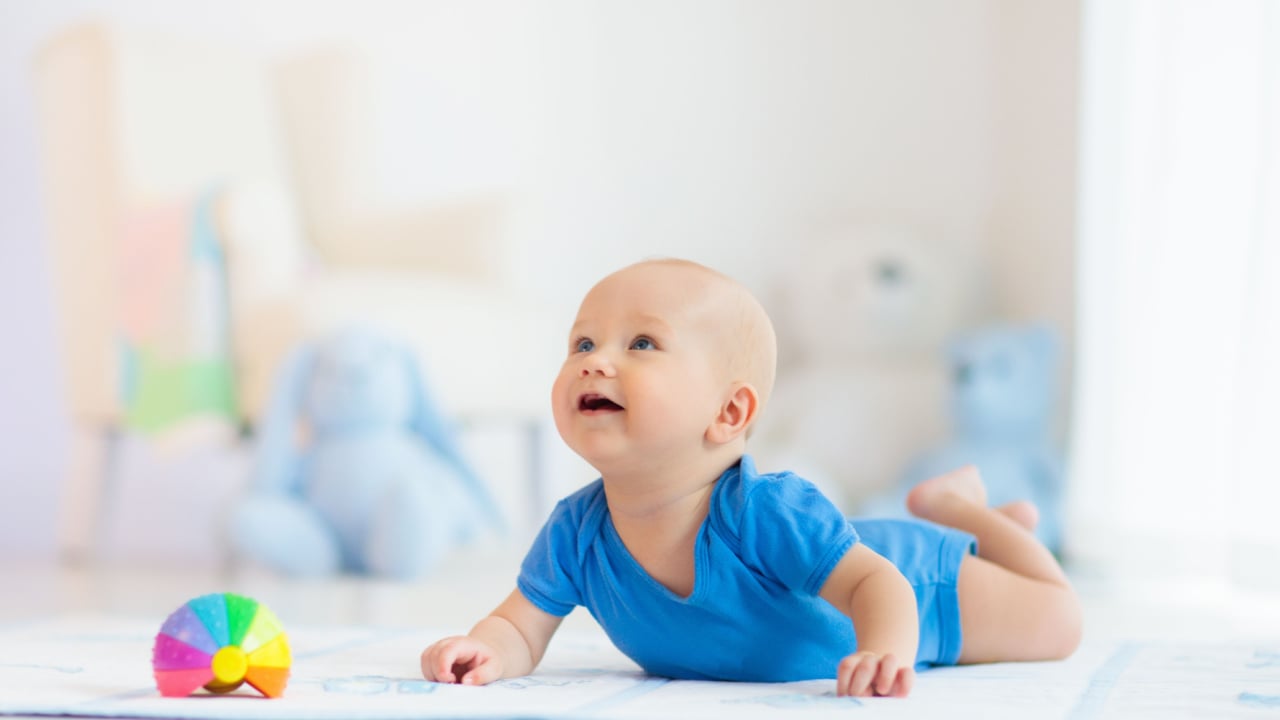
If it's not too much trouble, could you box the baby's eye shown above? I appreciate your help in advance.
[630,336,656,351]
[574,337,595,353]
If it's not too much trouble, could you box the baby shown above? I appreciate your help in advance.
[421,258,1081,697]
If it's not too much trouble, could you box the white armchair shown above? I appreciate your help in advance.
[33,21,559,562]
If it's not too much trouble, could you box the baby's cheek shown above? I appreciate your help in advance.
[550,370,573,407]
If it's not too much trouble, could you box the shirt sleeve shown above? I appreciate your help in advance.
[736,473,858,596]
[516,497,585,616]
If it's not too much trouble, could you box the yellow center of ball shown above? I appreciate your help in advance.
[211,646,248,686]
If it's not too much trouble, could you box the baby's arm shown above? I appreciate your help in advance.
[818,543,920,697]
[421,589,564,685]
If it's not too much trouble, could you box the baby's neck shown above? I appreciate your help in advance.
[602,452,741,598]
[601,451,739,533]
[600,449,740,515]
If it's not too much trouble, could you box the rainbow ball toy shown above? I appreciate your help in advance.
[151,592,292,698]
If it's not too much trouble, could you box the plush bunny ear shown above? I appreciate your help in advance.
[401,346,507,534]
[251,341,317,495]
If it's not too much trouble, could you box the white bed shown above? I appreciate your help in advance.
[1,556,1277,719]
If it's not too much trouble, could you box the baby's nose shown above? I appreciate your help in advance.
[579,352,616,377]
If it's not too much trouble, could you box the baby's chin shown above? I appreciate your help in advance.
[567,442,623,472]
[567,441,649,480]
[555,429,618,466]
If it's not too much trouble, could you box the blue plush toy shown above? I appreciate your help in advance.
[229,328,504,579]
[870,324,1065,552]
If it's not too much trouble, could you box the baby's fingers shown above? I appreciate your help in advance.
[836,654,877,696]
[889,666,915,698]
[422,638,474,683]
[836,653,914,697]
[421,644,450,682]
[870,650,911,696]
[459,656,503,686]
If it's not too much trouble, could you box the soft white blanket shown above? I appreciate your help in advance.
[2,614,1276,719]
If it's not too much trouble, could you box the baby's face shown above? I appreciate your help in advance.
[551,263,730,473]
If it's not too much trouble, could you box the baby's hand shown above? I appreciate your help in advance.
[835,651,914,697]
[421,636,505,686]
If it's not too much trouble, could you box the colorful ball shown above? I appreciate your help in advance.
[151,592,291,698]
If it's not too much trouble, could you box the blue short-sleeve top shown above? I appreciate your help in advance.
[517,455,860,682]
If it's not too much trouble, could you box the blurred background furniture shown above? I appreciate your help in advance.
[32,21,560,564]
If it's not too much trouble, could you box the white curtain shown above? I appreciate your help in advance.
[1070,0,1280,588]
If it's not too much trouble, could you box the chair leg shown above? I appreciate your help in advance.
[57,424,115,565]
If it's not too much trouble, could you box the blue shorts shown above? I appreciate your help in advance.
[849,518,977,667]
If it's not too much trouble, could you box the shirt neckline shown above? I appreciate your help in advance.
[598,458,748,604]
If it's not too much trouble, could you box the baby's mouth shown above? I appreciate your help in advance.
[578,393,624,413]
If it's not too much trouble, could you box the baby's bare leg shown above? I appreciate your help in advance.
[907,466,1082,663]
[995,501,1038,533]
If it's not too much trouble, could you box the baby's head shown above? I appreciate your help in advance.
[551,258,777,475]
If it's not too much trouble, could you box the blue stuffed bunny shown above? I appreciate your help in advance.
[229,328,504,579]
[867,324,1065,552]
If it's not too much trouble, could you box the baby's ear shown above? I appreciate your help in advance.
[706,383,760,445]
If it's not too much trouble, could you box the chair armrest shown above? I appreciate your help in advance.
[314,193,512,282]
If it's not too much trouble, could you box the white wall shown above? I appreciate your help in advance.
[0,0,1080,559]
[518,1,1000,301]
[987,0,1081,436]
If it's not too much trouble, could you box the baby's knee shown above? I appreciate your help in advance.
[1040,586,1083,660]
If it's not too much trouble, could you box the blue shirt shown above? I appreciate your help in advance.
[517,455,862,682]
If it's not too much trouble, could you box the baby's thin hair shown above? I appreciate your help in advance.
[627,257,778,422]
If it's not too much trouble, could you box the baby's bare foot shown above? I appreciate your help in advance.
[906,465,987,522]
[996,500,1040,532]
